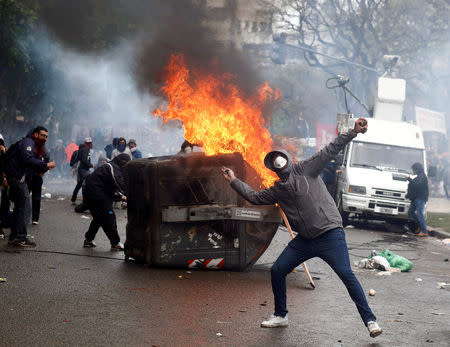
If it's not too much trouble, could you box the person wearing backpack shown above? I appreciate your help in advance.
[71,137,93,205]
[4,126,55,247]
[82,153,130,250]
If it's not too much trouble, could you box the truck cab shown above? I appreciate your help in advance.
[335,118,426,225]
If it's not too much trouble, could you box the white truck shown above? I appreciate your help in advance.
[334,117,426,226]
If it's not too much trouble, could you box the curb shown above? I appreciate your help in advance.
[429,227,450,239]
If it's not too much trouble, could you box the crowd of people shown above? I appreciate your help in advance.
[0,129,143,250]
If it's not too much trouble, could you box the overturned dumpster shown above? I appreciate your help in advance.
[124,152,281,271]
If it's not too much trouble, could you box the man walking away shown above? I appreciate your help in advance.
[82,153,130,250]
[5,126,55,247]
[222,118,382,338]
[71,137,93,204]
[406,162,429,236]
[52,139,66,178]
[128,139,142,159]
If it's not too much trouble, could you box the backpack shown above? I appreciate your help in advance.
[70,149,79,167]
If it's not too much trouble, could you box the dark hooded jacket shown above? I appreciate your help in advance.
[77,143,93,172]
[406,163,428,202]
[230,130,356,239]
[5,134,48,180]
[104,137,119,160]
[83,153,130,204]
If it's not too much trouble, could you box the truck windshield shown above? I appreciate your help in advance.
[350,142,424,173]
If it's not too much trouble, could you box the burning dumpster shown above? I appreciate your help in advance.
[124,152,281,271]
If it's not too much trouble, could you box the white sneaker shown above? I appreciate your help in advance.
[111,242,124,251]
[261,314,288,328]
[367,321,382,338]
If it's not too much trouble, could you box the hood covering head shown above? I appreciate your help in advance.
[411,162,424,175]
[112,137,120,147]
[264,149,293,181]
[112,153,131,167]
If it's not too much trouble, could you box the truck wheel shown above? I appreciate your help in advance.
[337,194,349,227]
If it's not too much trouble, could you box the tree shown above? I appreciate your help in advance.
[262,0,450,117]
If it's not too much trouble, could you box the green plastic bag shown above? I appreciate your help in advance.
[379,249,413,272]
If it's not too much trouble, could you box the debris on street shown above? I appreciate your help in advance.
[369,289,376,296]
[0,277,6,283]
[437,282,449,289]
[377,249,413,272]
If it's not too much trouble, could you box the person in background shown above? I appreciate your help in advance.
[5,126,55,247]
[111,137,131,160]
[71,137,93,205]
[406,162,429,236]
[443,159,450,199]
[65,140,78,166]
[104,137,119,160]
[52,139,66,179]
[82,153,130,250]
[0,134,9,238]
[222,118,382,338]
[128,139,142,159]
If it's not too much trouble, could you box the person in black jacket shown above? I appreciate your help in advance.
[5,126,55,247]
[406,162,429,236]
[26,147,50,225]
[82,153,130,250]
[0,134,9,237]
[222,118,382,338]
[71,137,93,204]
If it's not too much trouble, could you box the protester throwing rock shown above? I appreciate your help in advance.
[222,118,382,338]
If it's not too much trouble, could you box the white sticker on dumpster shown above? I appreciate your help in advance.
[235,209,261,219]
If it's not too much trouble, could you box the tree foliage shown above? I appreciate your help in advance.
[264,0,450,117]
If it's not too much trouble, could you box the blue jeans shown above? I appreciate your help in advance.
[408,199,427,234]
[271,228,376,325]
[9,181,31,241]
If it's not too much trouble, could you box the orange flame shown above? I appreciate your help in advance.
[153,53,280,186]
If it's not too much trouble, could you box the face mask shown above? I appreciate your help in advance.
[34,137,46,147]
[130,147,136,152]
[273,156,287,169]
[118,143,126,152]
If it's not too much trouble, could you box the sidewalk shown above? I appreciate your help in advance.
[427,197,450,213]
[427,197,450,239]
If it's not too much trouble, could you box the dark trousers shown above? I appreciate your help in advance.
[408,198,428,234]
[71,169,89,202]
[9,181,31,241]
[0,186,11,227]
[28,174,43,222]
[85,199,120,246]
[271,228,376,325]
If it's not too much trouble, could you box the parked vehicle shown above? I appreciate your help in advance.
[334,117,426,226]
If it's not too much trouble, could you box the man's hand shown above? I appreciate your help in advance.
[352,117,368,134]
[46,161,56,169]
[121,195,127,202]
[221,166,236,183]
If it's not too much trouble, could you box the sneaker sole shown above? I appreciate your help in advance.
[261,323,288,328]
[370,330,382,338]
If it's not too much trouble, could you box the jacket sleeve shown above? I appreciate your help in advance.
[20,139,47,170]
[230,178,277,205]
[299,130,356,177]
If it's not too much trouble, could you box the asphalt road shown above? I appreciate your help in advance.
[0,184,449,346]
